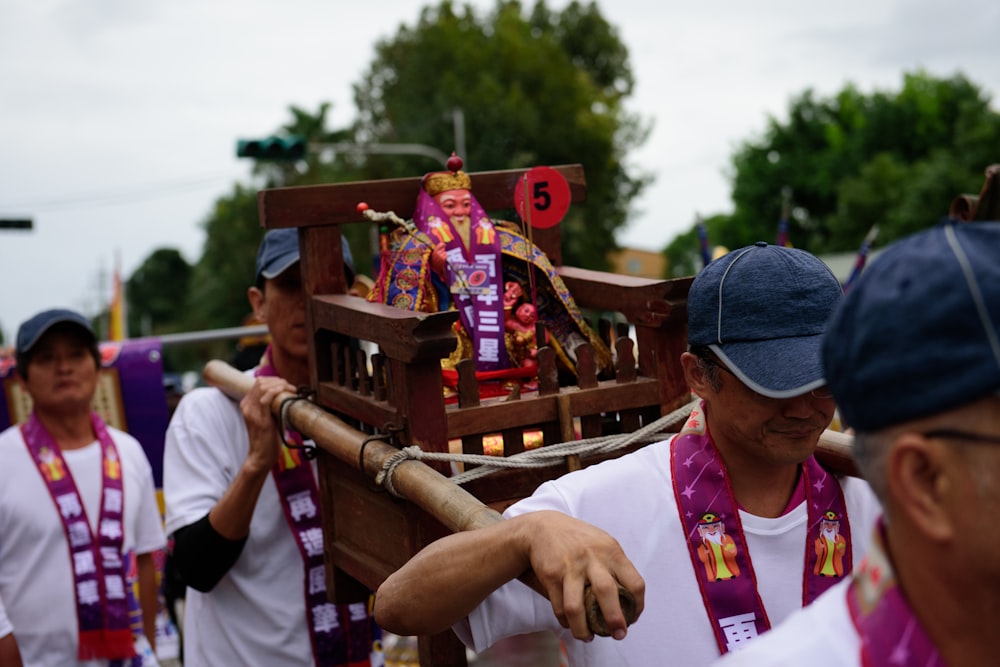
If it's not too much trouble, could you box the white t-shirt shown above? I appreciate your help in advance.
[0,423,166,667]
[709,578,860,666]
[163,385,323,667]
[455,439,881,667]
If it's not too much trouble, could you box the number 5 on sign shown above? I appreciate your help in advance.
[513,166,571,229]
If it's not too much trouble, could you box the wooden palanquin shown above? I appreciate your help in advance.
[257,164,693,665]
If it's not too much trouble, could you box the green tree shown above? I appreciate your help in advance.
[351,0,650,269]
[125,247,196,371]
[185,104,370,334]
[147,0,646,356]
[664,71,1000,276]
[184,182,266,334]
[127,248,192,336]
[663,213,729,278]
[142,182,269,372]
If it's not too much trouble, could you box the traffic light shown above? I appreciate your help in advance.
[236,135,307,161]
[0,219,32,230]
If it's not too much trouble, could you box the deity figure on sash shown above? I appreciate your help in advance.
[38,446,67,482]
[367,155,612,380]
[696,513,741,581]
[813,510,847,577]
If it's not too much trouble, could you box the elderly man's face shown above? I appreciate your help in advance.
[721,382,834,466]
[687,352,836,469]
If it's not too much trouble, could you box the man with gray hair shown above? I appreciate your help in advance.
[713,219,1000,666]
[375,242,881,665]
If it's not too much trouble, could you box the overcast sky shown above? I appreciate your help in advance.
[1,0,998,342]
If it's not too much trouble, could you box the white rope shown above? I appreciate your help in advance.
[375,398,699,498]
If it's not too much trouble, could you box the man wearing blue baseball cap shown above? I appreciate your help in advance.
[0,308,165,666]
[163,229,381,667]
[374,243,881,665]
[713,220,1000,666]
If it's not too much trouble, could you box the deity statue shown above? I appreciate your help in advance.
[367,155,612,380]
[505,301,543,370]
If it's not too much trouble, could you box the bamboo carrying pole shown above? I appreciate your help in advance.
[202,359,636,636]
[203,360,503,534]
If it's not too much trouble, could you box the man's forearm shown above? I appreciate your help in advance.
[169,454,271,592]
[137,552,158,651]
[375,509,646,642]
[374,518,531,636]
[0,632,23,667]
[207,460,271,540]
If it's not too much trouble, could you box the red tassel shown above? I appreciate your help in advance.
[78,628,136,660]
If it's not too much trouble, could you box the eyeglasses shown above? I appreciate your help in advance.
[922,429,1000,446]
[698,355,834,400]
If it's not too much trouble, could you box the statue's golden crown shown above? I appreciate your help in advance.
[424,170,472,197]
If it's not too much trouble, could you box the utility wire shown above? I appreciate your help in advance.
[0,173,236,212]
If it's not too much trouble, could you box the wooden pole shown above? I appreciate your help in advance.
[813,428,859,478]
[204,360,501,533]
[205,355,859,483]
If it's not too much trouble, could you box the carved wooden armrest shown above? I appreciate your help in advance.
[556,265,692,327]
[310,294,458,363]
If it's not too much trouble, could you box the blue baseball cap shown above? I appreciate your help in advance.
[256,228,301,282]
[823,220,1000,431]
[16,308,96,357]
[688,242,843,398]
[255,228,355,284]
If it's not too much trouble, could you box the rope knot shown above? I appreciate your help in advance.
[376,446,425,497]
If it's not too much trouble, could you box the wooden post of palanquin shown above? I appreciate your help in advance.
[257,165,694,666]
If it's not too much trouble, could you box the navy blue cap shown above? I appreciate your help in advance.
[688,242,843,398]
[255,229,355,284]
[823,220,1000,431]
[16,308,96,357]
[256,229,301,282]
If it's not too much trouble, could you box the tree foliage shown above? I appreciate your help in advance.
[178,105,370,342]
[352,0,650,269]
[123,248,193,371]
[665,71,1000,276]
[126,248,192,335]
[129,10,1000,368]
[131,0,650,358]
[184,182,264,333]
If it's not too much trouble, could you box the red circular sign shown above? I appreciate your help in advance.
[513,166,571,229]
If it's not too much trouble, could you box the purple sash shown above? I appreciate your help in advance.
[414,188,509,371]
[671,402,851,654]
[119,549,159,667]
[256,349,375,666]
[22,411,135,661]
[847,522,942,666]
